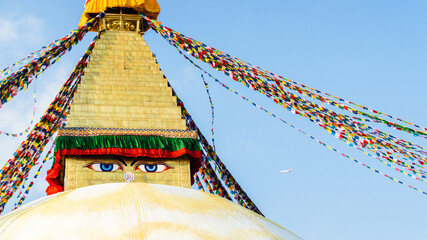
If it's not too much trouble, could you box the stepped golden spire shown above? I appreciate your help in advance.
[46,10,201,194]
[67,32,186,130]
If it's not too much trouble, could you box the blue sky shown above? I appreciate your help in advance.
[0,1,426,239]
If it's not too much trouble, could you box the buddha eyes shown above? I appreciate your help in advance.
[85,162,172,173]
[135,164,172,173]
[85,163,123,172]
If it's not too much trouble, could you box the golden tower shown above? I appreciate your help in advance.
[46,6,202,194]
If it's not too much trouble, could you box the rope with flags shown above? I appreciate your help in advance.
[143,15,427,194]
[168,40,427,195]
[0,77,37,137]
[0,13,104,109]
[0,32,102,214]
[13,143,55,210]
[166,81,264,215]
[200,59,427,194]
[201,74,216,150]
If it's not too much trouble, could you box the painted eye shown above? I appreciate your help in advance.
[85,163,123,172]
[135,164,172,173]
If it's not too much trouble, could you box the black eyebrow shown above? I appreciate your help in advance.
[114,156,127,166]
[131,157,144,166]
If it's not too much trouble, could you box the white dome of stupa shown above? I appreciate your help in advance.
[0,183,302,240]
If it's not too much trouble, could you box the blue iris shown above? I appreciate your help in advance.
[100,164,114,172]
[144,164,158,172]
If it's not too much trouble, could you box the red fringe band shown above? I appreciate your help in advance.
[46,147,202,195]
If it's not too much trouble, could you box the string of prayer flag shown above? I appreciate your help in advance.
[13,143,55,209]
[201,74,216,150]
[0,13,104,109]
[0,77,37,137]
[0,32,102,214]
[143,15,427,195]
[167,81,264,215]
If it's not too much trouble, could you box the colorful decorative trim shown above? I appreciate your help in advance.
[46,135,202,195]
[58,127,198,138]
[54,135,201,152]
